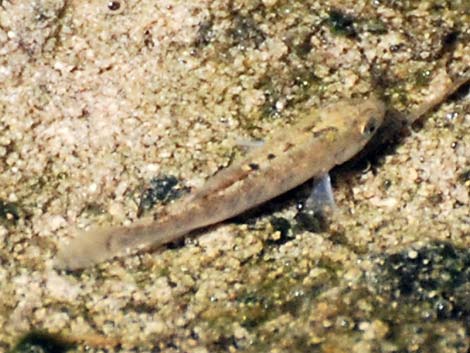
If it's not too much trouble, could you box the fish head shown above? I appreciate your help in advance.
[328,95,386,165]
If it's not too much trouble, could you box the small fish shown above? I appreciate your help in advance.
[55,96,385,270]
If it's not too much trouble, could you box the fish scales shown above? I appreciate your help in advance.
[55,96,385,270]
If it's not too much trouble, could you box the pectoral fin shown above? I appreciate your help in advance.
[305,173,336,215]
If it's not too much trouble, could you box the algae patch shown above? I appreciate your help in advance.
[327,9,356,38]
[137,175,187,217]
[0,200,21,225]
[10,331,72,353]
[197,254,339,352]
[370,241,470,322]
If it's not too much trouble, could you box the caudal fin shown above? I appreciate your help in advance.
[54,215,189,270]
[54,225,128,270]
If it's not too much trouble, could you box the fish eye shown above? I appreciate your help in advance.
[361,117,378,136]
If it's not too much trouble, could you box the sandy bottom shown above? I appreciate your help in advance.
[0,1,469,352]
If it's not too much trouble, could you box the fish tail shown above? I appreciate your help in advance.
[54,217,186,270]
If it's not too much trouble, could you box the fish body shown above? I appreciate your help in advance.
[55,96,385,270]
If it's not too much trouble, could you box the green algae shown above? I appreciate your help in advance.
[255,68,322,121]
[358,242,470,351]
[327,9,356,38]
[194,19,215,48]
[457,169,470,184]
[0,200,21,226]
[415,69,433,87]
[191,1,328,124]
[371,241,470,320]
[229,13,266,50]
[137,175,187,217]
[198,241,470,352]
[363,18,388,34]
[197,249,339,352]
[10,331,72,353]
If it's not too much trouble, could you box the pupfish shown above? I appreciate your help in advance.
[55,96,385,270]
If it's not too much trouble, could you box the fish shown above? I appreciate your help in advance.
[55,96,385,270]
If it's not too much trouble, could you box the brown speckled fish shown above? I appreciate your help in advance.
[55,96,385,270]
